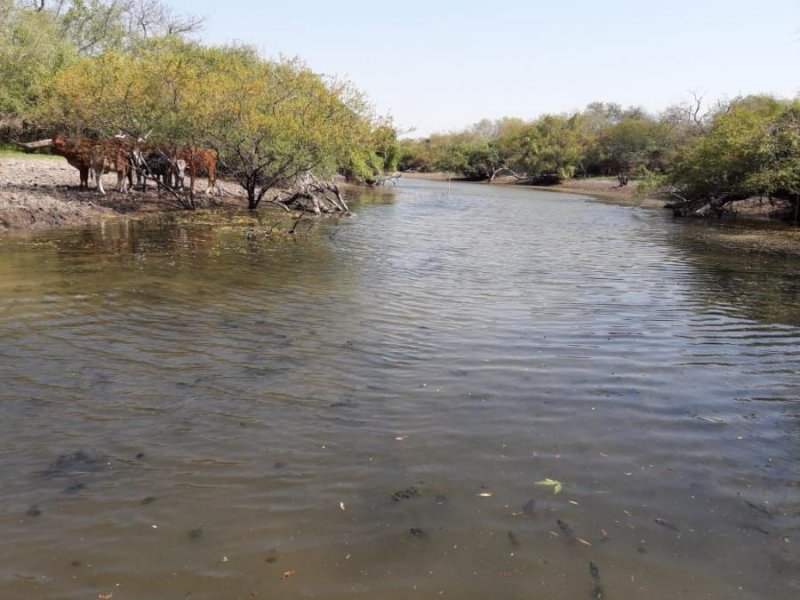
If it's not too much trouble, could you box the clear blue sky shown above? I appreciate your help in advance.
[169,0,798,136]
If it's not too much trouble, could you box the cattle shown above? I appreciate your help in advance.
[51,133,93,190]
[178,147,220,195]
[91,143,132,195]
[50,135,220,196]
[51,134,132,194]
[131,148,187,192]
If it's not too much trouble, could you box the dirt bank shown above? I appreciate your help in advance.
[0,155,241,232]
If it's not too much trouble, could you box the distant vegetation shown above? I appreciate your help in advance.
[400,96,800,221]
[1,0,400,207]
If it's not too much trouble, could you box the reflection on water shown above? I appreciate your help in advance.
[1,179,798,599]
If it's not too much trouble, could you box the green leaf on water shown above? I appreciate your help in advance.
[535,478,563,494]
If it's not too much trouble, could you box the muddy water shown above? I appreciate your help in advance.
[1,179,798,599]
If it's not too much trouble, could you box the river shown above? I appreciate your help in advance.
[1,179,798,599]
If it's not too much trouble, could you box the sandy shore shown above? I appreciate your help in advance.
[527,176,666,209]
[0,154,242,232]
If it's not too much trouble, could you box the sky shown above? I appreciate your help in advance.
[168,0,799,137]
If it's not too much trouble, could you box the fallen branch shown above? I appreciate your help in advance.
[372,172,402,186]
[488,166,528,183]
[274,176,349,215]
[15,139,52,152]
[665,190,733,218]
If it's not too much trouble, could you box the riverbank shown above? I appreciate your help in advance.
[401,171,800,256]
[401,172,662,206]
[403,172,795,218]
[0,154,242,232]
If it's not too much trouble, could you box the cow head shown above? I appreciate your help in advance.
[51,133,70,152]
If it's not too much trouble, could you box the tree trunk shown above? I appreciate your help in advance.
[247,183,258,210]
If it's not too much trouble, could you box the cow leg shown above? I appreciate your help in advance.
[94,167,106,194]
[207,167,219,195]
[117,169,128,193]
[174,160,187,190]
[80,166,89,190]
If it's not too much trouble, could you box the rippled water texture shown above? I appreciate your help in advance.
[1,180,799,599]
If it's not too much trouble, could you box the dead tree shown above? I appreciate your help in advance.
[372,172,402,186]
[271,176,349,215]
[665,191,733,218]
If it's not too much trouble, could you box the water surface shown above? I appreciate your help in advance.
[1,179,799,599]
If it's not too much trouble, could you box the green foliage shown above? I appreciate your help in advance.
[397,139,432,172]
[670,96,787,200]
[597,117,676,176]
[0,0,202,138]
[342,124,401,184]
[399,94,800,217]
[58,0,129,55]
[36,37,385,208]
[0,2,76,117]
[502,115,583,181]
[744,103,800,203]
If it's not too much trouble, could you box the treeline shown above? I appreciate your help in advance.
[400,96,800,215]
[1,0,400,207]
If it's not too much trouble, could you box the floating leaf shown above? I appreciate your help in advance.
[535,478,562,494]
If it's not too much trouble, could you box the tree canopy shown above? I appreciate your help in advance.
[32,35,396,208]
[1,1,202,118]
[399,94,800,218]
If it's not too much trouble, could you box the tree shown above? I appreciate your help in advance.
[1,0,203,141]
[495,114,583,183]
[44,0,203,54]
[36,39,380,210]
[342,123,401,185]
[748,104,800,222]
[597,116,675,184]
[200,57,373,209]
[670,95,785,201]
[0,1,76,120]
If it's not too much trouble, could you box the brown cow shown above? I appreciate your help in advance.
[51,133,93,190]
[51,134,132,194]
[178,147,219,195]
[91,143,132,195]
